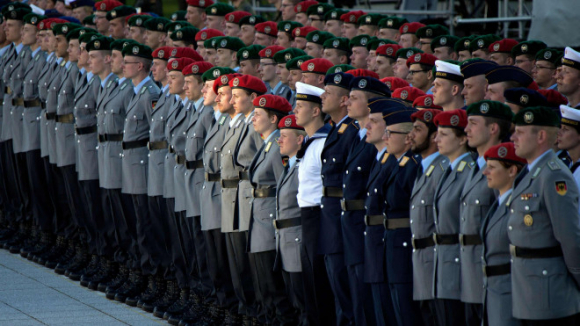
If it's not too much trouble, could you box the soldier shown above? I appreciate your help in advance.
[357,13,382,37]
[323,9,346,37]
[259,45,292,102]
[126,14,150,44]
[393,47,422,81]
[375,44,401,79]
[291,26,314,51]
[406,52,436,94]
[558,47,580,108]
[205,3,234,31]
[558,105,580,187]
[485,66,534,102]
[70,0,95,23]
[300,58,333,89]
[470,35,500,60]
[294,1,316,26]
[280,0,299,22]
[511,40,546,74]
[460,59,497,106]
[143,17,169,51]
[455,36,473,62]
[509,106,580,325]
[377,16,406,42]
[185,0,213,30]
[432,60,464,111]
[275,20,299,49]
[488,39,518,66]
[480,142,526,326]
[349,34,371,69]
[430,35,459,61]
[224,11,249,37]
[105,5,135,40]
[416,24,449,54]
[93,0,121,36]
[214,36,244,71]
[322,37,349,66]
[254,21,278,47]
[237,44,263,78]
[304,30,332,59]
[286,55,313,107]
[503,88,547,115]
[533,48,560,90]
[239,15,265,46]
[398,22,424,49]
[170,27,199,49]
[307,3,334,30]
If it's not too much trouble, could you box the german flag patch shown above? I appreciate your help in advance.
[555,181,567,196]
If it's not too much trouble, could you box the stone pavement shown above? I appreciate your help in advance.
[0,250,165,326]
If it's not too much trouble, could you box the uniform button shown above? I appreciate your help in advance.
[357,167,361,171]
[343,184,346,188]
[455,258,459,262]
[321,205,324,208]
[410,219,413,224]
[461,217,465,221]
[203,185,206,189]
[341,212,344,216]
[510,209,514,213]
[463,202,466,206]
[524,205,529,211]
[346,170,349,174]
[508,226,512,231]
[323,159,326,163]
[374,188,377,193]
[542,270,547,275]
[475,199,480,204]
[420,200,425,204]
[367,192,369,196]
[403,242,407,247]
[140,160,144,164]
[382,238,384,242]
[332,158,335,162]
[214,147,217,151]
[270,214,273,217]
[295,238,299,242]
[411,205,415,209]
[77,140,80,143]
[364,231,367,236]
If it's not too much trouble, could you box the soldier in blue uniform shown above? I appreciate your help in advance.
[559,47,580,108]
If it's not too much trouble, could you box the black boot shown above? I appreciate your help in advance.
[15,224,40,255]
[162,286,190,320]
[24,231,54,260]
[167,291,202,325]
[69,254,99,281]
[87,259,118,290]
[151,280,180,317]
[79,255,105,286]
[103,264,129,295]
[44,239,75,269]
[114,269,147,303]
[136,273,166,309]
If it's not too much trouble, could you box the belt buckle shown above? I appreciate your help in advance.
[340,199,347,211]
[411,238,417,249]
[509,244,517,257]
[432,233,439,245]
[147,141,152,150]
[459,234,465,246]
[383,218,388,230]
[364,215,369,226]
[482,265,487,277]
[272,220,279,230]
[204,172,210,181]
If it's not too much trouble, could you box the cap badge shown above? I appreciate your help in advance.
[521,44,528,53]
[387,20,393,27]
[307,62,315,71]
[111,10,117,18]
[284,53,292,61]
[211,7,217,14]
[157,23,163,30]
[480,103,489,113]
[318,6,324,14]
[297,60,303,66]
[297,5,302,12]
[426,29,432,37]
[232,78,239,86]
[242,51,249,58]
[464,40,470,48]
[349,15,355,23]
[171,48,178,56]
[31,16,37,24]
[424,97,432,107]
[333,74,342,84]
[295,28,301,37]
[477,39,484,48]
[312,34,319,42]
[333,39,340,48]
[220,75,228,84]
[8,5,14,10]
[493,43,500,51]
[450,115,460,126]
[136,18,142,25]
[213,69,221,77]
[360,37,367,46]
[80,30,86,35]
[385,81,391,88]
[386,47,394,55]
[176,31,183,39]
[9,11,16,19]
[39,22,44,29]
[265,49,272,57]
[249,16,255,23]
[424,110,433,121]
[172,60,179,69]
[155,49,164,58]
[100,3,106,10]
[379,41,385,46]
[132,46,139,55]
[192,65,199,73]
[220,39,227,47]
[335,67,342,72]
[520,94,529,105]
[172,13,177,20]
[365,16,371,23]
[402,25,408,33]
[201,31,207,40]
[331,12,337,18]
[176,24,182,30]
[228,14,234,22]
[544,51,552,60]
[524,111,534,123]
[259,97,267,107]
[400,90,408,99]
[406,50,413,58]
[414,53,421,62]
[62,25,68,33]
[498,146,508,158]
[284,23,290,30]
[94,40,101,49]
[358,79,367,88]
[440,37,447,45]
[264,26,271,34]
[285,118,292,127]
[199,0,205,6]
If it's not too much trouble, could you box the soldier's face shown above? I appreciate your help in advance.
[276,64,289,87]
[55,35,68,58]
[358,25,376,37]
[485,82,507,102]
[240,60,260,78]
[46,31,57,53]
[202,80,217,107]
[465,116,491,149]
[556,66,580,97]
[350,47,368,69]
[123,56,142,79]
[408,63,431,91]
[78,42,89,67]
[515,55,534,74]
[364,113,386,146]
[144,30,163,49]
[511,125,537,160]
[67,39,81,63]
[215,49,234,68]
[409,120,433,154]
[168,71,185,96]
[341,23,357,39]
[375,56,395,79]
[38,31,47,51]
[110,50,124,75]
[432,78,454,107]
[301,73,322,88]
[94,12,109,35]
[378,28,398,42]
[483,159,514,191]
[419,38,433,54]
[275,32,291,48]
[346,90,369,121]
[129,26,146,44]
[258,59,276,82]
[393,58,409,80]
[239,25,255,46]
[384,122,410,156]
[225,23,240,37]
[278,129,302,156]
[205,49,217,65]
[252,107,274,134]
[184,75,202,100]
[72,7,89,22]
[88,51,107,75]
[293,37,307,50]
[366,50,377,72]
[294,100,317,127]
[185,6,203,27]
[205,16,223,30]
[254,33,275,47]
[296,13,308,26]
[4,19,22,43]
[321,85,346,116]
[288,70,302,90]
[490,52,511,65]
[150,59,167,83]
[557,124,580,152]
[280,1,296,21]
[471,49,489,60]
[434,47,455,61]
[398,34,416,49]
[230,88,255,115]
[21,23,37,46]
[216,86,233,114]
[308,15,324,30]
[462,75,487,106]
[532,60,556,88]
[457,50,471,62]
[435,127,466,157]
[324,20,341,37]
[323,49,343,66]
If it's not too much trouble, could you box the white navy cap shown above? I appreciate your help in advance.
[562,47,580,69]
[435,60,463,83]
[561,105,580,129]
[295,82,324,104]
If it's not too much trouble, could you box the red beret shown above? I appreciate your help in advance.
[253,95,292,114]
[392,86,426,103]
[278,114,304,130]
[95,0,122,12]
[183,61,214,76]
[294,1,318,14]
[411,108,442,125]
[225,11,251,24]
[380,77,409,91]
[170,47,204,61]
[186,0,214,8]
[484,142,526,165]
[413,95,442,110]
[489,38,519,53]
[259,45,285,59]
[399,22,425,35]
[38,18,68,30]
[538,89,568,107]
[527,81,539,91]
[152,46,174,61]
[433,109,468,129]
[195,29,224,41]
[345,69,379,79]
[406,52,437,67]
[301,58,334,75]
[229,75,268,95]
[212,73,242,94]
[167,58,196,72]
[255,21,278,37]
[376,44,402,60]
[292,26,318,38]
[340,10,366,24]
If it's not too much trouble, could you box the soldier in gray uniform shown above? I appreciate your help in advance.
[258,46,293,102]
[0,13,13,238]
[408,108,447,326]
[461,100,513,326]
[508,107,580,325]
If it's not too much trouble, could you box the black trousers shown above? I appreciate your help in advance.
[98,188,117,257]
[419,299,438,326]
[203,228,237,311]
[79,179,102,255]
[132,193,150,271]
[434,298,465,326]
[108,189,137,265]
[521,312,580,326]
[187,216,212,298]
[146,195,171,274]
[60,164,85,239]
[176,211,194,288]
[225,231,257,317]
[465,302,483,326]
[45,159,73,237]
[14,152,31,222]
[281,270,307,325]
[25,150,53,231]
[0,140,21,222]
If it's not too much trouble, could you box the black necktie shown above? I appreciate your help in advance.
[417,164,424,179]
[441,166,452,184]
[513,166,529,188]
[572,162,580,173]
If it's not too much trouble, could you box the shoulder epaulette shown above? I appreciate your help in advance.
[547,160,561,171]
[425,165,435,177]
[350,120,360,130]
[457,160,467,172]
[381,152,390,164]
[337,123,348,134]
[399,156,409,166]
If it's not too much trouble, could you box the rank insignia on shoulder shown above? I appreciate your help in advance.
[520,193,538,201]
[457,161,467,172]
[548,160,561,170]
[265,142,272,153]
[381,153,390,164]
[555,181,567,196]
[338,124,348,134]
[399,156,409,166]
[35,54,40,61]
[219,115,226,125]
[532,167,541,178]
[235,119,242,128]
[60,60,66,66]
[120,83,127,90]
[140,87,147,94]
[107,80,113,88]
[425,165,435,177]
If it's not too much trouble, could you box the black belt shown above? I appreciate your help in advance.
[45,112,56,120]
[56,113,74,123]
[433,233,459,245]
[98,133,123,142]
[509,245,563,259]
[168,145,175,153]
[252,188,276,198]
[204,172,220,182]
[323,186,343,198]
[122,139,148,150]
[221,178,239,188]
[459,234,483,246]
[364,214,384,226]
[186,160,203,170]
[11,98,24,106]
[239,171,250,181]
[273,217,301,230]
[175,154,186,165]
[384,218,410,230]
[5,86,11,94]
[41,102,46,109]
[412,236,436,249]
[340,199,365,211]
[75,125,97,135]
[483,263,511,277]
[24,99,42,108]
[147,140,167,150]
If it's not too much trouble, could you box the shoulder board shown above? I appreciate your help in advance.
[399,156,409,166]
[469,161,475,168]
[107,80,113,88]
[219,115,227,125]
[381,153,390,164]
[337,123,348,134]
[265,141,272,153]
[66,64,72,71]
[35,54,40,61]
[351,120,360,130]
[411,156,418,164]
[457,161,467,172]
[235,119,242,128]
[120,83,127,90]
[532,167,541,179]
[140,86,147,94]
[548,160,561,171]
[60,60,66,66]
[425,165,435,177]
[89,77,95,84]
[21,51,25,57]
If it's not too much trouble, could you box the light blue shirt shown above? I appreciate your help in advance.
[335,115,348,126]
[31,46,41,58]
[101,72,116,88]
[86,72,94,83]
[162,84,169,95]
[65,61,72,69]
[499,188,513,206]
[272,80,284,94]
[0,44,10,58]
[133,76,151,95]
[56,57,64,65]
[45,52,54,62]
[79,67,86,75]
[477,156,486,170]
[193,97,204,112]
[528,149,552,172]
[263,131,276,144]
[233,66,240,72]
[288,155,297,169]
[548,83,558,90]
[14,43,23,55]
[358,127,367,140]
[229,113,243,128]
[118,77,126,85]
[376,146,387,161]
[214,111,221,121]
[426,86,433,95]
[450,152,471,170]
[421,151,441,172]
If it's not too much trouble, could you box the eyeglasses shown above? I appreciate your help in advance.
[534,65,555,70]
[385,129,409,138]
[408,69,429,76]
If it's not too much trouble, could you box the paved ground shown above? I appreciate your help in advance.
[0,250,165,326]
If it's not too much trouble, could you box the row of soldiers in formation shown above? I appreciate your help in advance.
[1,1,580,326]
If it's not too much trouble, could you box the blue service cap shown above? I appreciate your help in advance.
[324,72,354,90]
[350,77,391,97]
[43,9,62,18]
[460,58,497,79]
[486,65,533,87]
[60,16,80,24]
[504,88,548,107]
[383,108,417,126]
[368,97,408,114]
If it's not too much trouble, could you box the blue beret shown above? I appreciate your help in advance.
[383,108,417,126]
[460,58,497,79]
[324,72,353,90]
[368,97,408,114]
[350,76,391,97]
[486,66,533,87]
[504,88,548,107]
[60,16,81,24]
[43,9,62,18]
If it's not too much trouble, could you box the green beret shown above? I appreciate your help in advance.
[127,15,151,28]
[273,48,307,64]
[326,64,355,75]
[144,17,171,33]
[53,23,82,37]
[171,10,187,21]
[106,5,136,21]
[204,37,220,50]
[86,36,114,52]
[237,44,264,63]
[555,53,564,67]
[66,27,96,41]
[2,2,30,18]
[416,24,449,39]
[166,20,192,33]
[214,36,245,52]
[511,40,547,57]
[83,15,96,25]
[286,55,313,71]
[466,100,513,121]
[513,106,560,127]
[323,37,349,52]
[202,66,236,82]
[306,3,334,17]
[121,42,153,60]
[367,38,397,51]
[305,30,334,46]
[358,13,384,26]
[239,15,265,27]
[430,35,459,52]
[455,36,475,52]
[469,34,501,52]
[277,21,302,34]
[111,39,138,52]
[535,48,562,65]
[78,32,100,44]
[170,26,199,42]
[23,13,45,26]
[378,16,408,29]
[349,34,371,48]
[324,9,348,22]
[396,47,423,59]
[4,7,32,21]
[205,3,234,16]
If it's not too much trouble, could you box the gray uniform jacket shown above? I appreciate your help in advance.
[21,49,47,153]
[507,151,580,319]
[96,74,120,187]
[147,87,172,197]
[45,59,67,163]
[220,114,246,233]
[200,113,230,231]
[38,54,57,158]
[171,100,190,212]
[432,154,475,300]
[1,44,17,143]
[121,78,160,194]
[410,153,448,301]
[274,161,301,272]
[248,130,283,253]
[74,73,101,180]
[55,62,79,167]
[9,46,31,153]
[459,162,496,303]
[184,102,214,218]
[163,97,180,199]
[0,44,14,141]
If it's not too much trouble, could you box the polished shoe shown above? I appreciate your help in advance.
[179,303,223,326]
[23,232,54,260]
[55,244,88,275]
[35,235,66,265]
[64,245,90,277]
[150,280,180,317]
[114,270,146,303]
[136,274,166,309]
